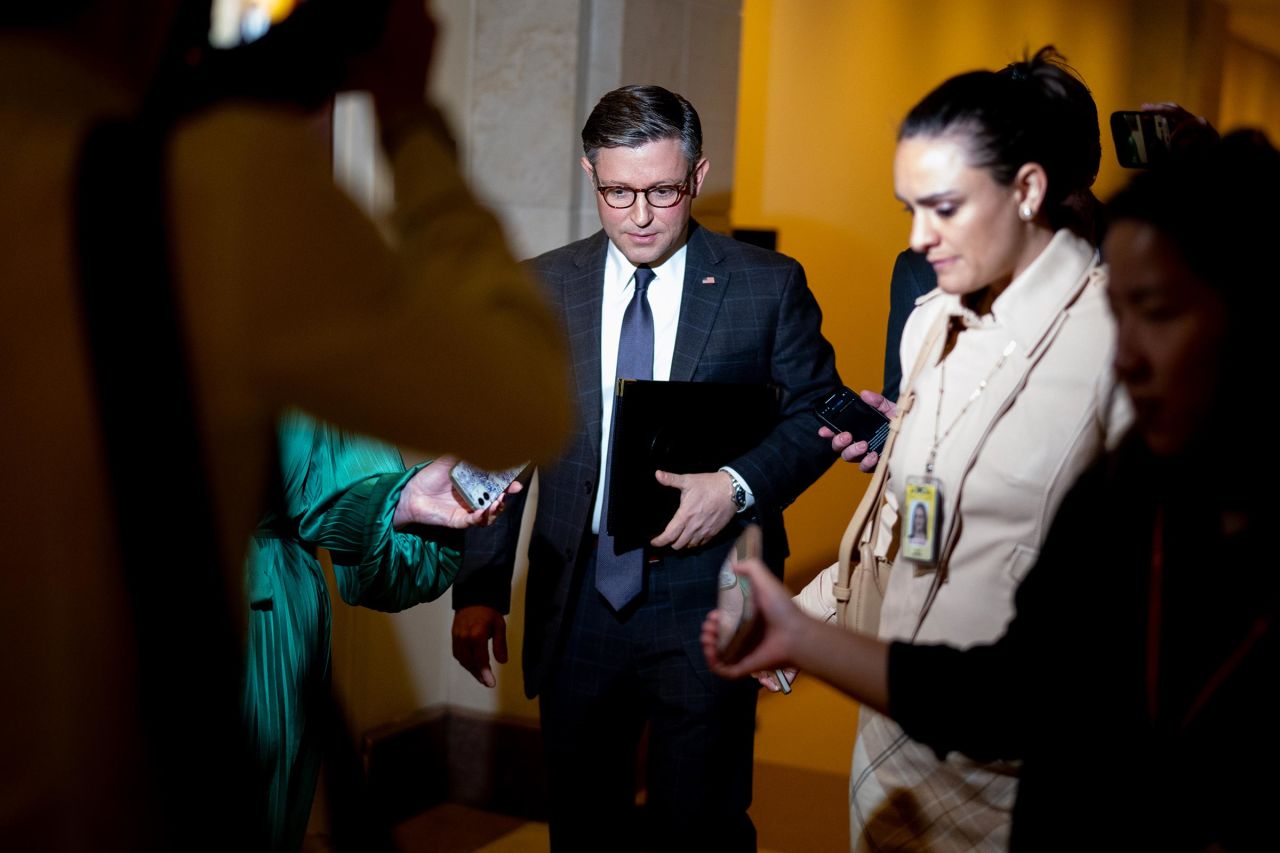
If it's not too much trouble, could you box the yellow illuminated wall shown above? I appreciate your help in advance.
[733,0,1277,777]
[1222,36,1280,140]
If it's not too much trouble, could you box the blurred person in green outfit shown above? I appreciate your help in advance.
[245,411,517,851]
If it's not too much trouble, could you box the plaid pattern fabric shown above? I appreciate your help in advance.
[850,710,1015,852]
[540,548,757,852]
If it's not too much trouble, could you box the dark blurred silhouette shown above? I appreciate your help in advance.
[0,2,570,850]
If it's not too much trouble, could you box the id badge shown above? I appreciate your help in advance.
[901,475,943,565]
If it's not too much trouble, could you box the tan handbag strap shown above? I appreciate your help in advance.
[833,310,949,609]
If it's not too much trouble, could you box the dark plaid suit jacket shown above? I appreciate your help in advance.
[454,221,839,698]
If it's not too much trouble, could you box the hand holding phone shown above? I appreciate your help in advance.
[1111,110,1173,169]
[393,456,520,529]
[715,525,764,662]
[713,525,789,692]
[703,536,803,692]
[819,389,890,468]
[449,460,530,512]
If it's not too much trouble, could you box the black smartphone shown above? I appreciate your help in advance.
[815,387,891,454]
[1110,110,1172,169]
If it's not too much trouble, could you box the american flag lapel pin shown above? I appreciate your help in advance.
[702,276,716,285]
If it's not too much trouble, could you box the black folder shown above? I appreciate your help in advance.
[606,380,779,549]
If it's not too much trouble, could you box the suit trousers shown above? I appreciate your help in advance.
[539,542,758,853]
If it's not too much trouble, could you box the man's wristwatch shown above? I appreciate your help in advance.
[728,472,748,513]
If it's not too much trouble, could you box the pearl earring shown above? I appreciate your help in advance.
[1019,203,1034,221]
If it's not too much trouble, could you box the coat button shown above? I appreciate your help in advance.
[583,479,593,493]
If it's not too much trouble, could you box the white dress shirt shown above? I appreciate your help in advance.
[590,240,686,534]
[589,239,755,535]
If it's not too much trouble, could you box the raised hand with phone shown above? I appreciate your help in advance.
[816,386,897,471]
[703,553,889,713]
[1110,102,1219,169]
[714,525,795,694]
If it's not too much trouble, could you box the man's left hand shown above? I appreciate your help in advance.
[650,470,737,549]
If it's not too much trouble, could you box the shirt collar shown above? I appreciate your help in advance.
[942,229,1098,353]
[605,239,688,295]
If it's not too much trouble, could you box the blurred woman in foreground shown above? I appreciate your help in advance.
[708,131,1279,851]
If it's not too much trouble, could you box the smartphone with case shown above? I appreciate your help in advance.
[449,460,529,512]
[716,524,764,663]
[815,387,891,454]
[714,525,791,692]
[1110,110,1173,168]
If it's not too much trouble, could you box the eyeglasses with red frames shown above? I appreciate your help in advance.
[592,167,695,209]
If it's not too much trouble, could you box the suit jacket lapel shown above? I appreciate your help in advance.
[671,222,729,382]
[563,233,609,455]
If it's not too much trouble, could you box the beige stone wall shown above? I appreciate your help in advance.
[619,0,743,234]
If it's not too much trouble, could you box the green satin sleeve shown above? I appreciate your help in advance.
[297,463,462,611]
[243,412,463,850]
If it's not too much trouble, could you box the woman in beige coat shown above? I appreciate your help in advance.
[788,48,1130,851]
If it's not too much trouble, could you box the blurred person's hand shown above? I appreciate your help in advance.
[754,667,798,693]
[818,390,895,471]
[393,455,519,529]
[702,557,808,678]
[345,0,438,133]
[452,606,508,687]
[1140,102,1219,155]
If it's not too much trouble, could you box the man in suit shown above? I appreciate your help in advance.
[881,249,936,401]
[451,85,839,851]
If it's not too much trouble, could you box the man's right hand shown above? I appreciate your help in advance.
[452,606,507,688]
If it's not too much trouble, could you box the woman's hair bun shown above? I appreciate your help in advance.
[900,45,1100,225]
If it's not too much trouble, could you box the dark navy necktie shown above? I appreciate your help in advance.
[595,266,656,610]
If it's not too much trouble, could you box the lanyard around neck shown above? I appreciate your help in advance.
[927,335,1017,475]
